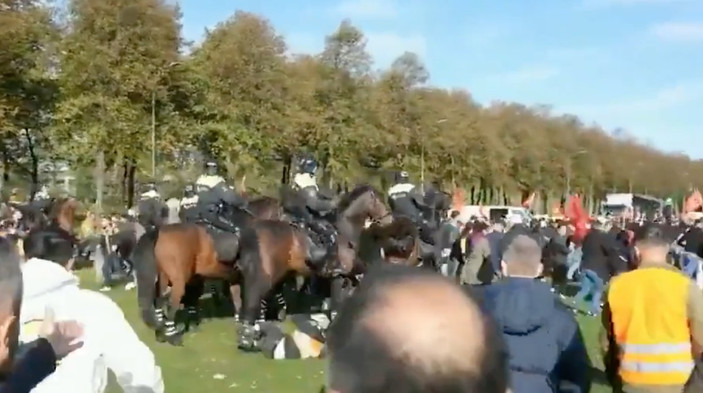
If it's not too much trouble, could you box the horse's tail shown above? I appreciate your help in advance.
[132,228,160,328]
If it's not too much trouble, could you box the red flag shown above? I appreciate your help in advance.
[452,188,465,212]
[522,192,536,209]
[565,194,589,244]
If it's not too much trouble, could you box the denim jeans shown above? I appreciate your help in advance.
[574,269,604,314]
[566,246,583,280]
[681,252,702,280]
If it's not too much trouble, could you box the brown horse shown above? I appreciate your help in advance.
[235,184,391,350]
[359,216,422,267]
[246,195,283,220]
[133,201,265,345]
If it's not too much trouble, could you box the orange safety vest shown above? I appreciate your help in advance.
[608,266,694,385]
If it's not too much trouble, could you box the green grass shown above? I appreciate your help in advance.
[75,271,610,392]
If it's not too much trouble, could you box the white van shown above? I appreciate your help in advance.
[458,205,533,224]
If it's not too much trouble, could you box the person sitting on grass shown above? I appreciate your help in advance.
[0,236,84,393]
[482,235,591,393]
[19,228,164,393]
[325,263,509,393]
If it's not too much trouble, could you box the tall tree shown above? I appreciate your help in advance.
[54,0,183,206]
[0,0,59,196]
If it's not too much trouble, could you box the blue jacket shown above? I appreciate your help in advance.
[482,278,591,393]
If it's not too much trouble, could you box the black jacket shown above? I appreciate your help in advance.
[677,226,703,258]
[580,229,625,282]
[0,338,56,393]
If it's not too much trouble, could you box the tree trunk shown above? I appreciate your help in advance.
[95,151,105,217]
[24,129,39,201]
[126,162,136,208]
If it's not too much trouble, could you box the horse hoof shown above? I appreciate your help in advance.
[237,336,257,352]
[167,334,184,346]
[187,323,201,332]
[155,330,167,343]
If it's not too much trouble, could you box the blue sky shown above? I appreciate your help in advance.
[177,0,703,158]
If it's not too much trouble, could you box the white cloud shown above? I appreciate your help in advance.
[486,65,560,85]
[331,0,398,20]
[563,79,703,117]
[651,22,703,42]
[366,32,427,68]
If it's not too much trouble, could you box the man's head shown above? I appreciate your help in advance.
[633,224,670,265]
[501,235,543,278]
[326,264,508,393]
[556,221,568,237]
[491,221,505,233]
[0,237,22,375]
[23,228,75,269]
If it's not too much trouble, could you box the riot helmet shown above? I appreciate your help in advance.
[205,160,218,176]
[299,155,318,175]
[395,171,410,184]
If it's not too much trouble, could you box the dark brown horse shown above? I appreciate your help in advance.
[246,195,283,220]
[358,216,421,267]
[14,197,80,235]
[234,184,391,349]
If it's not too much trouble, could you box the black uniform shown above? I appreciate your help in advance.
[137,198,166,230]
[196,181,247,233]
[387,181,435,244]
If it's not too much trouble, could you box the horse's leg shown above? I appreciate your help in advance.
[229,282,242,322]
[182,276,204,332]
[237,252,271,351]
[160,279,186,346]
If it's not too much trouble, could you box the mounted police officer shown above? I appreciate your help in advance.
[31,184,52,215]
[179,184,199,223]
[292,154,336,262]
[387,171,434,244]
[195,161,248,233]
[137,182,166,230]
[196,160,226,193]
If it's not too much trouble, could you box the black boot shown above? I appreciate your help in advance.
[185,306,200,332]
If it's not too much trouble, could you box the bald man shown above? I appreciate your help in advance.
[325,264,508,393]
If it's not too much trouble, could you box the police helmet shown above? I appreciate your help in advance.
[184,184,195,194]
[299,155,318,175]
[395,171,409,183]
[205,160,218,175]
[144,182,157,192]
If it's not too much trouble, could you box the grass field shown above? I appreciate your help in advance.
[76,271,611,393]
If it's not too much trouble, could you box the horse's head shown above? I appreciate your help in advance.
[50,197,80,234]
[318,233,360,278]
[338,185,391,227]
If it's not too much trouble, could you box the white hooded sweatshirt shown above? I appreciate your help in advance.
[19,258,164,393]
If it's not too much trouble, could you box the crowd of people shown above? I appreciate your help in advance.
[2,159,703,392]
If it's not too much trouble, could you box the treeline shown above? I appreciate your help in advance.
[0,0,699,210]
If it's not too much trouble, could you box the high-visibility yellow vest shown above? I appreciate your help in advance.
[608,266,694,385]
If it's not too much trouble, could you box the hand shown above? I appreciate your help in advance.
[38,308,84,358]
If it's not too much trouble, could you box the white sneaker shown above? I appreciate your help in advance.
[99,286,111,292]
[124,282,136,291]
